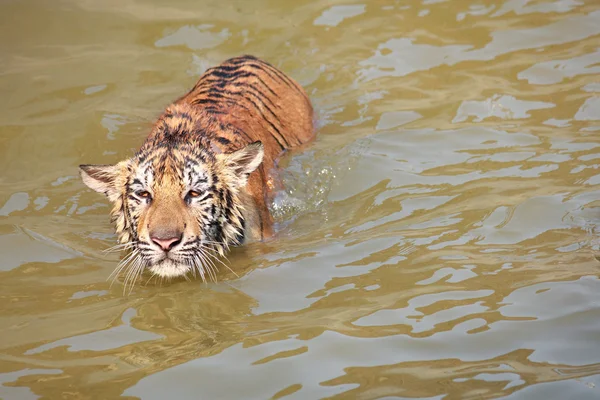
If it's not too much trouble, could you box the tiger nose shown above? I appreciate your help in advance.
[151,233,182,251]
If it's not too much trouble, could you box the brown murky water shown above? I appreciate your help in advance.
[2,0,600,398]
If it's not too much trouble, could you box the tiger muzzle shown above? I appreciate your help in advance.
[150,229,183,251]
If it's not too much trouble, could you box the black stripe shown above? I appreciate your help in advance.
[205,68,244,80]
[240,60,303,94]
[238,72,279,98]
[239,89,288,148]
[245,81,279,110]
[194,82,278,115]
[202,68,280,100]
[191,98,252,113]
[215,136,231,145]
[197,192,212,203]
[235,217,245,245]
[226,57,298,89]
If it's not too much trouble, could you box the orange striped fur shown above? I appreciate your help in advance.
[80,55,314,280]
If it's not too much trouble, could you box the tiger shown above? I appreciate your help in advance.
[80,55,314,282]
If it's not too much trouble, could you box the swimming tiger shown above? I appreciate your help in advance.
[80,55,314,281]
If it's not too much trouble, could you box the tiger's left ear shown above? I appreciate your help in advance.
[219,141,264,187]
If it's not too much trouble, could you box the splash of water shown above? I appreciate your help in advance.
[269,138,369,227]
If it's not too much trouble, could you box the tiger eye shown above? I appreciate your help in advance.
[136,190,151,199]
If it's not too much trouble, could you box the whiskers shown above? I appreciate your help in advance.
[188,241,238,284]
[105,239,237,293]
[107,247,147,295]
[103,241,136,254]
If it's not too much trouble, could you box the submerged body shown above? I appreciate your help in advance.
[80,55,314,280]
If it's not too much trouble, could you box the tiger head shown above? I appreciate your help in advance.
[80,129,264,280]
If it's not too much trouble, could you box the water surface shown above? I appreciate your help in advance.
[1,0,600,398]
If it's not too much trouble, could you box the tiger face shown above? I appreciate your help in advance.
[80,141,264,280]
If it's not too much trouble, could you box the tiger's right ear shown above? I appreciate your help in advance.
[79,164,123,202]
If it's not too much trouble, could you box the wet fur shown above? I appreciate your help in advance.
[80,55,314,280]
